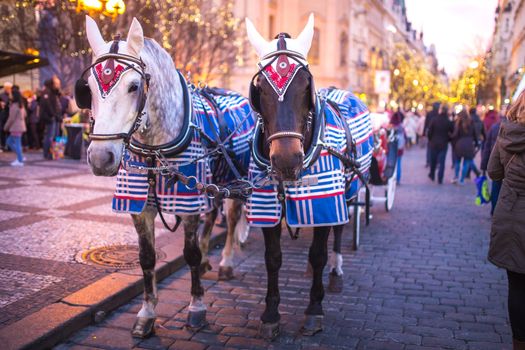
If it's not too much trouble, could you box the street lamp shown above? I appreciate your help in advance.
[77,0,125,19]
[393,68,400,76]
[412,79,419,86]
[469,60,479,69]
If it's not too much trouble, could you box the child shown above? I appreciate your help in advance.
[4,90,27,166]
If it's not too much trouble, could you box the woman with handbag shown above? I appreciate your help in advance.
[488,89,525,350]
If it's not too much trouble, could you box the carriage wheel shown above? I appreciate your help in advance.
[352,203,361,251]
[385,174,396,212]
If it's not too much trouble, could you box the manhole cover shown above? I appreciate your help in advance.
[77,245,166,270]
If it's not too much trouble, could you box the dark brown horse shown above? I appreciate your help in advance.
[246,14,351,338]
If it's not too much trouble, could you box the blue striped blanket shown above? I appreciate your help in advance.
[246,88,373,227]
[112,89,254,215]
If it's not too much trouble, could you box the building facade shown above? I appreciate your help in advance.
[226,0,431,111]
[489,0,525,106]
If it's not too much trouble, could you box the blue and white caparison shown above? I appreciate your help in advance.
[113,78,254,215]
[246,88,373,227]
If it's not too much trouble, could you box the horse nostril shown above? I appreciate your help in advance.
[271,155,277,164]
[107,151,114,165]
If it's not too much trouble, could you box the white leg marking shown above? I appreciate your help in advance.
[188,296,206,312]
[137,298,157,318]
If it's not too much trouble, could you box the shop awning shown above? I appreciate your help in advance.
[0,50,49,78]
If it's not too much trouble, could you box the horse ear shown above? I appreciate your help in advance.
[127,17,144,57]
[295,13,315,57]
[246,17,269,57]
[86,15,106,56]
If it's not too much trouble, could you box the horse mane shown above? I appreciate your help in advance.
[137,38,185,145]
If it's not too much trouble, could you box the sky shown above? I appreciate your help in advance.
[404,0,498,77]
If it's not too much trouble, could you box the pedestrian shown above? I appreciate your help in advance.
[27,90,41,149]
[416,111,426,147]
[390,111,406,185]
[481,114,505,215]
[424,102,440,167]
[487,89,525,350]
[484,108,500,135]
[427,104,452,184]
[403,110,418,148]
[0,82,13,151]
[451,110,480,184]
[3,89,27,166]
[40,78,61,160]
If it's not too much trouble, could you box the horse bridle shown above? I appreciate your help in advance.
[75,35,150,143]
[249,34,315,146]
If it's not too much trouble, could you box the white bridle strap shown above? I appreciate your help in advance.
[266,131,304,144]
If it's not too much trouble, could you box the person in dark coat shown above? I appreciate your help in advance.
[481,117,505,215]
[424,102,441,167]
[487,90,525,350]
[469,107,485,177]
[40,78,61,160]
[451,110,479,184]
[427,104,452,184]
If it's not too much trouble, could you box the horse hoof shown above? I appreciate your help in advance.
[327,271,343,293]
[218,266,234,281]
[186,310,208,331]
[301,315,323,336]
[259,321,280,340]
[131,317,156,338]
[199,261,212,276]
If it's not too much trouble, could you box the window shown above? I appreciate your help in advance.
[308,27,320,65]
[340,32,348,66]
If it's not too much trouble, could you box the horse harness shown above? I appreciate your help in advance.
[248,35,371,237]
[249,33,315,146]
[75,34,150,143]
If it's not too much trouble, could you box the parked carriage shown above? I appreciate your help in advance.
[351,112,398,250]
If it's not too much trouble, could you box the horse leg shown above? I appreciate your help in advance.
[259,225,282,339]
[198,207,218,276]
[301,226,330,336]
[183,214,208,330]
[218,199,243,280]
[131,206,158,338]
[328,224,344,293]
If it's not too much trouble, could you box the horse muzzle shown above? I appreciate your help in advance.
[87,142,121,176]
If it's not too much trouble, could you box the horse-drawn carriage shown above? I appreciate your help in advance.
[369,112,398,212]
[347,112,398,250]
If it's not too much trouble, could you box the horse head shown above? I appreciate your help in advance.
[80,16,148,176]
[246,14,316,181]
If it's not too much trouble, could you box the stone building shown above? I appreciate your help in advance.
[489,0,525,106]
[226,0,430,111]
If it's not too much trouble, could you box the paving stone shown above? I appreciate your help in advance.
[54,148,512,349]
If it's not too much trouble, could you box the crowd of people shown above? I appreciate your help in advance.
[385,94,525,349]
[0,76,78,166]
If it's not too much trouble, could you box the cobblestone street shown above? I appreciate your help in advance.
[53,146,512,350]
[0,151,191,327]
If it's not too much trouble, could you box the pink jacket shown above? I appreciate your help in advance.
[4,102,27,133]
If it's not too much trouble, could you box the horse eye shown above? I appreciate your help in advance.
[128,83,139,93]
